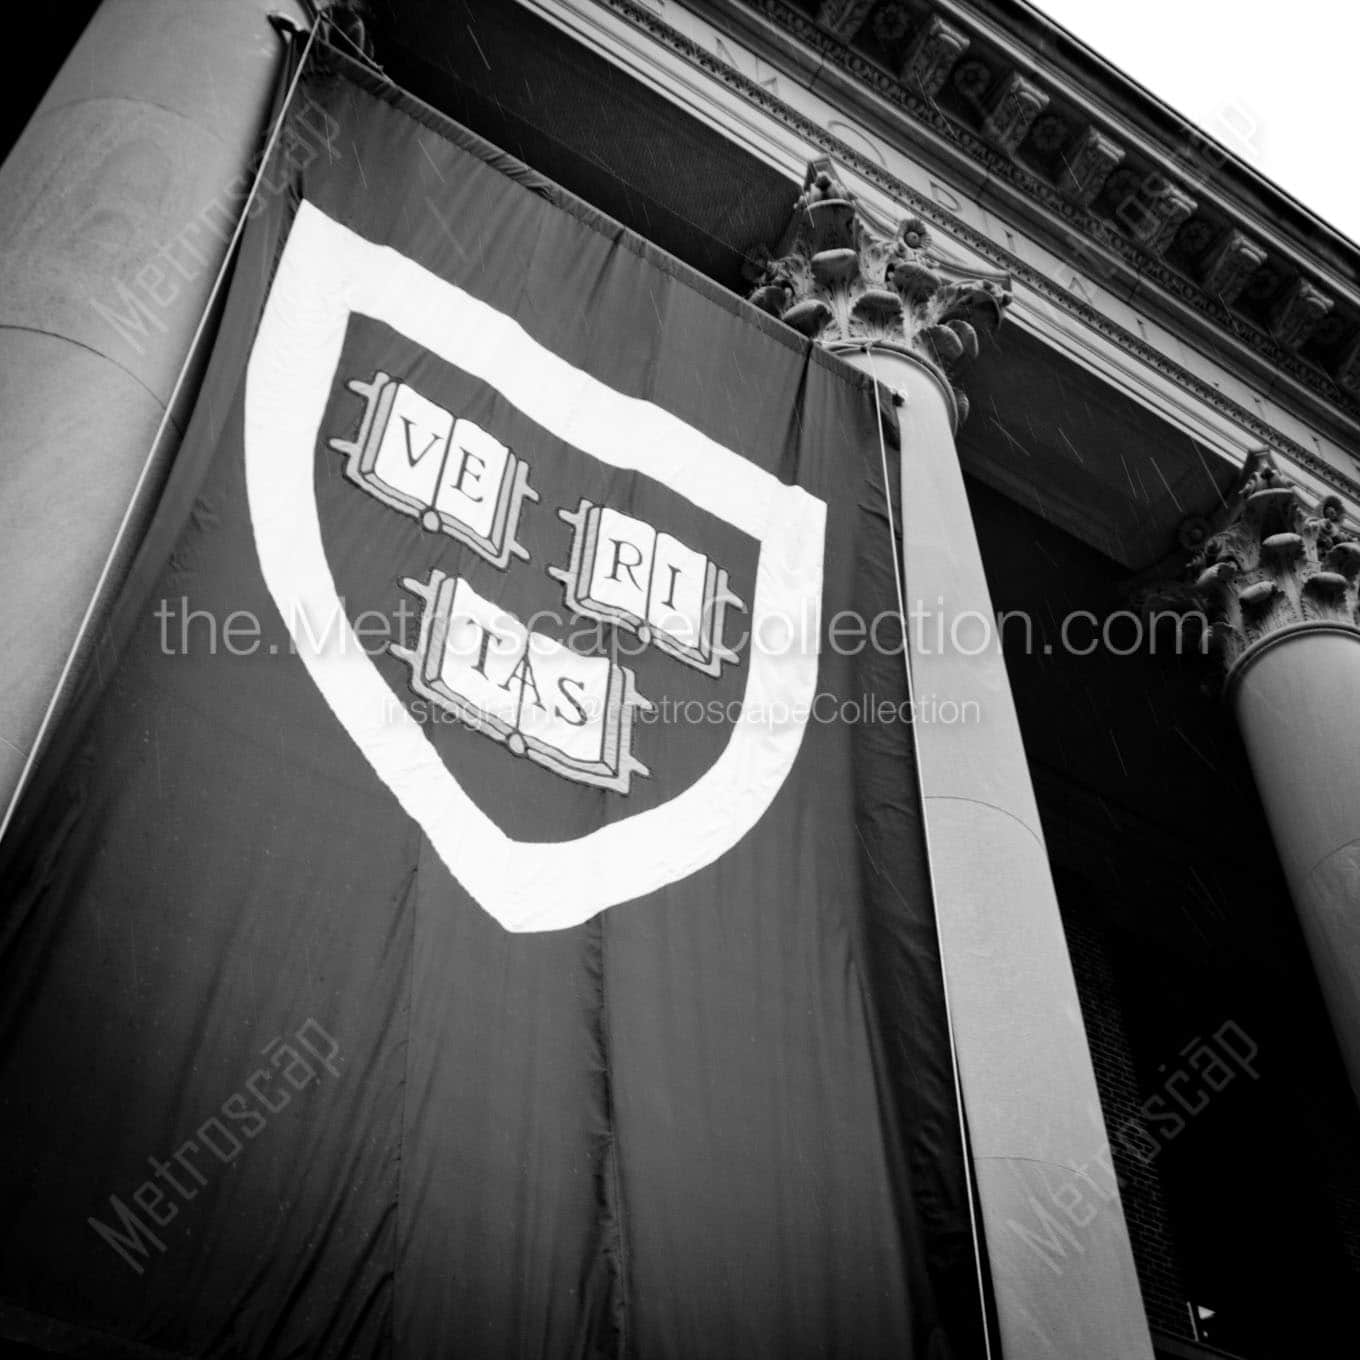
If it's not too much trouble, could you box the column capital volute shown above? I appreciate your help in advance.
[1182,450,1360,683]
[746,159,1012,423]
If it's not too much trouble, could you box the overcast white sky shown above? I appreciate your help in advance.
[1029,0,1360,246]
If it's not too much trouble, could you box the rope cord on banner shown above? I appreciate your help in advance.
[0,16,324,848]
[311,2,385,74]
[866,348,996,1360]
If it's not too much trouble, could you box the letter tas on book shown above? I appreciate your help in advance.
[391,572,652,793]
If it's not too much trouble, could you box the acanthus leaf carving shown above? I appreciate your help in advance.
[815,0,876,43]
[747,159,1011,423]
[981,72,1049,157]
[1270,278,1333,351]
[1144,182,1198,256]
[1201,229,1268,305]
[1057,126,1125,207]
[1338,335,1360,397]
[900,14,970,97]
[1180,452,1360,675]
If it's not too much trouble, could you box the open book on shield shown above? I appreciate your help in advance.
[550,499,744,678]
[328,371,537,569]
[391,570,653,794]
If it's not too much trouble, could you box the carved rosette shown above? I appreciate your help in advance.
[1185,455,1360,675]
[747,161,1011,423]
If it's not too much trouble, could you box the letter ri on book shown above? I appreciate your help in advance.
[551,501,744,678]
[328,371,537,570]
[392,571,652,793]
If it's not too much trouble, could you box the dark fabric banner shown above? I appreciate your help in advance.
[0,45,979,1360]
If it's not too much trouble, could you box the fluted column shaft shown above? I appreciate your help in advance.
[0,0,305,808]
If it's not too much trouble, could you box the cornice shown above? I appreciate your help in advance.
[743,0,1360,429]
[949,1,1360,285]
[584,0,1360,511]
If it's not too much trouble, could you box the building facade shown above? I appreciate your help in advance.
[2,2,1358,1357]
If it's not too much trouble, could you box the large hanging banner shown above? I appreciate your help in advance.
[0,43,979,1360]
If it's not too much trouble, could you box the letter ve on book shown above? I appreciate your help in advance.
[390,570,653,794]
[549,499,745,678]
[328,371,538,570]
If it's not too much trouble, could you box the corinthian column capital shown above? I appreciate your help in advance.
[747,160,1011,423]
[1186,453,1360,677]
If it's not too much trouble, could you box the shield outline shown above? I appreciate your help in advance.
[245,202,826,932]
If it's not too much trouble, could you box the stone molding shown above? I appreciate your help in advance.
[747,159,1010,422]
[1202,229,1269,306]
[900,13,969,96]
[980,71,1048,156]
[1057,126,1125,208]
[730,0,1360,422]
[581,0,1360,512]
[815,0,877,42]
[1271,279,1334,352]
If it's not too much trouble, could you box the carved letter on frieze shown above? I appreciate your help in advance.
[900,15,971,98]
[1200,228,1268,306]
[981,72,1049,157]
[1270,278,1333,350]
[1057,126,1125,207]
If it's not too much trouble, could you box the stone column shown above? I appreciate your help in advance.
[750,162,1156,1360]
[0,0,306,810]
[1187,456,1360,1099]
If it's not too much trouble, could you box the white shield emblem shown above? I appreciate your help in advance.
[245,202,825,932]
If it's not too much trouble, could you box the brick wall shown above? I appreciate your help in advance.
[1061,908,1193,1340]
[1327,1176,1360,1280]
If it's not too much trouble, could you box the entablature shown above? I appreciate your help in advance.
[515,0,1360,547]
[761,1,1360,416]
